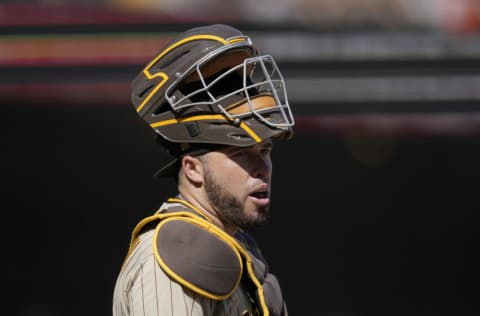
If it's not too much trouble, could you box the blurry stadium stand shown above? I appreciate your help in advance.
[1,1,480,137]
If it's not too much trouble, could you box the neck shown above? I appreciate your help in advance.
[177,190,237,236]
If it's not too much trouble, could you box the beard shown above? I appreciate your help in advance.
[203,165,269,230]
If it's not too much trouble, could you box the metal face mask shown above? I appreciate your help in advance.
[165,48,295,130]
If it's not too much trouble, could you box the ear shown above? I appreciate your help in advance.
[181,155,204,186]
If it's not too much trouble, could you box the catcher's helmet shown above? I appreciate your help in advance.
[131,24,294,177]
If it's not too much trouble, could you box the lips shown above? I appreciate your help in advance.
[250,191,268,199]
[249,184,270,206]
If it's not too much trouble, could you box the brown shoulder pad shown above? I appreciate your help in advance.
[154,217,243,300]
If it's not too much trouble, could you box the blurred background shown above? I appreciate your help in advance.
[2,0,480,315]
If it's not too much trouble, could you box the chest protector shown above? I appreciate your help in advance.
[126,197,287,316]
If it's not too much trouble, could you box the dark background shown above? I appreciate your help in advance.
[4,106,479,316]
[2,1,480,315]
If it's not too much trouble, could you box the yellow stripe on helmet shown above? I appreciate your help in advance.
[150,114,262,143]
[136,35,228,113]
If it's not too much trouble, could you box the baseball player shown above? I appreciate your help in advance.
[112,24,295,316]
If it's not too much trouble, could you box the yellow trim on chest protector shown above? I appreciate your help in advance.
[126,201,272,315]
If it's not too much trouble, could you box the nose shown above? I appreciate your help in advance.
[249,151,272,179]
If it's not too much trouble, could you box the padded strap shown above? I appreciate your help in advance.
[237,230,287,316]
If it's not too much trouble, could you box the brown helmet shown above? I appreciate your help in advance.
[130,24,294,177]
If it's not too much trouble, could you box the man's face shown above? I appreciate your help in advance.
[201,139,273,230]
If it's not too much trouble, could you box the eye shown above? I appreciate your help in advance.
[260,143,273,155]
[231,149,247,158]
[260,147,272,155]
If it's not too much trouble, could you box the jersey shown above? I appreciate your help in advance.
[112,197,287,316]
